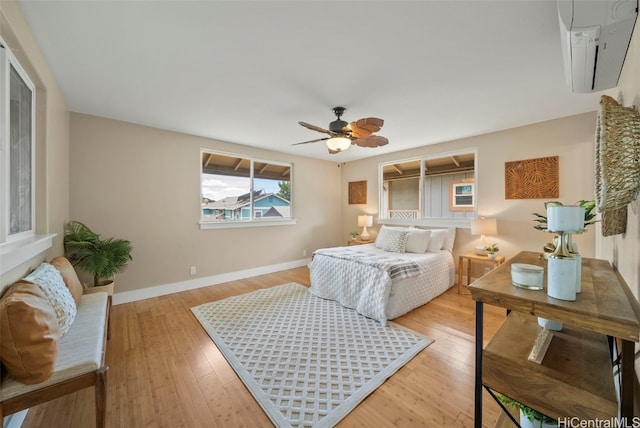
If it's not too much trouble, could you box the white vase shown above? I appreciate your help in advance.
[488,253,496,260]
[537,317,563,331]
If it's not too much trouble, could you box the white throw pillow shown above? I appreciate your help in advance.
[405,229,431,253]
[376,227,409,253]
[375,225,406,249]
[24,262,77,336]
[426,227,456,252]
[426,229,447,252]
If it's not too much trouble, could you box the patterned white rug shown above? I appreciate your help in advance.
[191,282,433,428]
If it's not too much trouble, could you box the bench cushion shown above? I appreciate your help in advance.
[0,292,108,400]
[0,281,60,384]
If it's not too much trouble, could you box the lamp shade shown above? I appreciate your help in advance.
[470,218,497,236]
[358,215,373,227]
[326,137,351,152]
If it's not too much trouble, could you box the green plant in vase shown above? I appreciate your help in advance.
[532,200,598,256]
[349,231,359,240]
[63,221,133,287]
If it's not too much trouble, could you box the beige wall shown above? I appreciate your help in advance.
[342,112,598,263]
[599,23,640,300]
[69,114,342,293]
[0,1,70,287]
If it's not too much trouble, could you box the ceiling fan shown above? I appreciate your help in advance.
[293,107,389,154]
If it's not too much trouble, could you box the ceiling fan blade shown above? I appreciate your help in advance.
[292,137,329,146]
[298,121,334,135]
[348,122,372,138]
[355,117,384,133]
[353,135,389,148]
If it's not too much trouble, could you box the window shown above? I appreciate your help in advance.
[200,150,293,227]
[0,44,36,244]
[379,150,476,222]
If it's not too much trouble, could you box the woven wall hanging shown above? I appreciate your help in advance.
[595,95,640,213]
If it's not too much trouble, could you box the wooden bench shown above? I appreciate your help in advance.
[0,261,110,427]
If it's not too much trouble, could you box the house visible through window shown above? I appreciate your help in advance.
[200,151,292,225]
[0,43,36,244]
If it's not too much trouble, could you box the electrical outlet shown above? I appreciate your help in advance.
[190,266,197,276]
[302,249,307,257]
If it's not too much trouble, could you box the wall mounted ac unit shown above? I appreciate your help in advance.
[558,0,638,93]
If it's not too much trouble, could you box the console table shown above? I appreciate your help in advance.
[469,251,640,427]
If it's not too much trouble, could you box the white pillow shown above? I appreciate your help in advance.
[376,227,409,253]
[426,229,447,252]
[24,262,77,336]
[375,225,406,249]
[426,227,456,252]
[405,229,431,253]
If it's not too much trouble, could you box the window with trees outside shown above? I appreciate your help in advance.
[200,150,293,228]
[0,43,36,244]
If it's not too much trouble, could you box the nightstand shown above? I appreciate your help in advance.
[458,253,505,294]
[348,239,374,246]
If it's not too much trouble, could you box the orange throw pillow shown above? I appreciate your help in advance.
[0,281,60,384]
[49,256,83,306]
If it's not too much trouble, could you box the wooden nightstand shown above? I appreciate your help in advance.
[458,253,505,294]
[348,239,374,246]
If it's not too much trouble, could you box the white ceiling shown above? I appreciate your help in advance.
[17,0,602,162]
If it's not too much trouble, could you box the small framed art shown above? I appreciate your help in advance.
[348,181,367,204]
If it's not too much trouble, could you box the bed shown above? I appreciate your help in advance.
[308,226,456,325]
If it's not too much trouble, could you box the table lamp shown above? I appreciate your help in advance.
[358,215,373,240]
[470,217,497,255]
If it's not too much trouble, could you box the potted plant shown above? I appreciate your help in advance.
[532,200,597,232]
[349,231,360,241]
[485,243,499,260]
[533,200,597,258]
[63,221,133,293]
[497,395,556,428]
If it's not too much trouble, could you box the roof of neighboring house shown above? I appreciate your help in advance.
[203,192,289,211]
[263,206,291,217]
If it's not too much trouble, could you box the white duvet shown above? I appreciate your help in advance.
[308,244,454,325]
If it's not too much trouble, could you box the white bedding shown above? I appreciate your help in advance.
[308,244,455,324]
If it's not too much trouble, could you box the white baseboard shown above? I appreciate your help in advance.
[112,258,311,305]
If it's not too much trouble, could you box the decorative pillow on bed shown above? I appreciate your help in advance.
[426,230,447,252]
[405,229,431,253]
[375,226,410,253]
[24,263,77,337]
[375,225,402,249]
[426,228,456,252]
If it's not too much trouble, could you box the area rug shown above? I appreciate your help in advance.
[190,282,433,428]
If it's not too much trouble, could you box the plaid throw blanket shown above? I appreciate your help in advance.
[313,247,421,280]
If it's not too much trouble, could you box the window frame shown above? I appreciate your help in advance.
[0,43,36,244]
[199,149,295,229]
[0,39,55,276]
[378,148,477,227]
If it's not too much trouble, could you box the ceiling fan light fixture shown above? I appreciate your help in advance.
[326,137,351,152]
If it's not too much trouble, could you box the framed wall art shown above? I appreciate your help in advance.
[505,155,559,199]
[348,180,367,204]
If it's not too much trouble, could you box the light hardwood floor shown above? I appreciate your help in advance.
[22,267,507,427]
